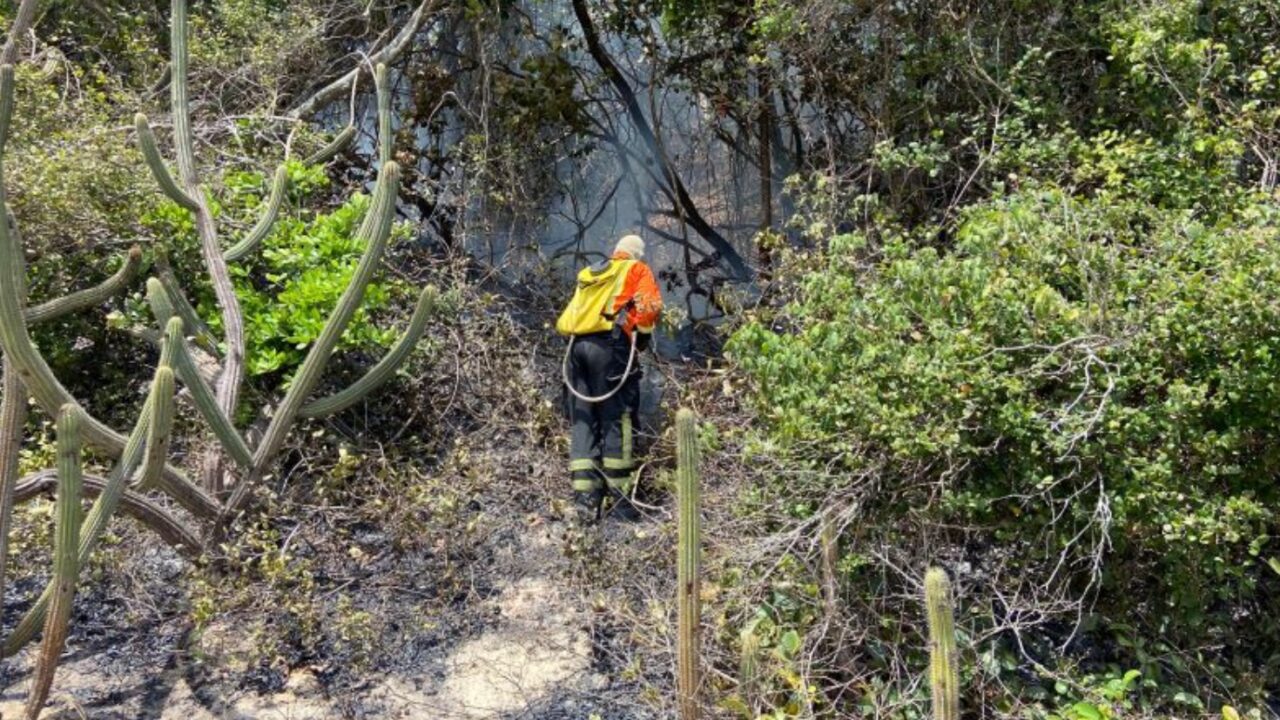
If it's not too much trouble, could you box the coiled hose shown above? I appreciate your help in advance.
[562,330,637,404]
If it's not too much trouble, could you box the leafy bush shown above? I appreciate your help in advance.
[729,184,1280,703]
[142,159,408,384]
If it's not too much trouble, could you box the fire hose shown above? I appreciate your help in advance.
[561,327,638,404]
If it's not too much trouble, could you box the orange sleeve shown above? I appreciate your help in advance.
[614,261,663,334]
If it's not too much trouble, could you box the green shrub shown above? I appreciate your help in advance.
[729,185,1280,691]
[142,159,407,384]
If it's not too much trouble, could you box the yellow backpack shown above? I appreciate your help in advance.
[556,259,635,336]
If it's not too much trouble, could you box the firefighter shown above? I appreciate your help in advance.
[557,234,663,522]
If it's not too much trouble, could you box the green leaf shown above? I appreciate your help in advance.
[1070,702,1103,720]
[777,629,802,659]
[1267,557,1280,577]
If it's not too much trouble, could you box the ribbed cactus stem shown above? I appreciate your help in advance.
[375,63,392,164]
[139,319,218,516]
[0,64,13,152]
[165,0,248,470]
[169,0,197,187]
[135,114,199,210]
[925,567,960,720]
[299,284,438,418]
[0,362,26,627]
[138,368,175,490]
[0,60,26,615]
[224,163,289,262]
[25,246,142,324]
[23,404,83,720]
[676,407,701,720]
[224,161,401,516]
[0,66,20,626]
[303,125,356,165]
[146,279,253,468]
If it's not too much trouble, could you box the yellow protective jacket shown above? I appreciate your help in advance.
[557,253,662,337]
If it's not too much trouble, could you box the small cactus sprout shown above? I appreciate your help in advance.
[925,567,960,720]
[676,408,701,720]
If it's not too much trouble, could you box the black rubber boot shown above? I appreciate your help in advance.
[572,489,603,525]
[604,488,641,521]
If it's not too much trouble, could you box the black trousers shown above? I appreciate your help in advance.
[568,332,640,493]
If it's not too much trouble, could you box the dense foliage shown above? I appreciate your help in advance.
[142,161,406,383]
[724,0,1280,716]
[3,0,1279,717]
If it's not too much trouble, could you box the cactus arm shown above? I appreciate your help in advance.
[676,407,701,720]
[0,362,27,638]
[146,279,253,467]
[303,125,356,166]
[139,379,215,515]
[163,0,246,493]
[299,284,436,419]
[925,568,960,720]
[375,63,392,164]
[0,65,29,623]
[24,404,84,720]
[223,163,288,262]
[13,470,201,557]
[175,339,252,465]
[0,63,25,629]
[223,162,401,517]
[173,337,253,467]
[25,246,143,325]
[137,367,175,490]
[0,65,12,149]
[139,318,219,517]
[2,393,150,657]
[152,248,218,354]
[135,114,199,211]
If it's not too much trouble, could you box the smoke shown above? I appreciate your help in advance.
[339,1,767,340]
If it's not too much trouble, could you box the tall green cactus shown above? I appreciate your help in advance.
[925,567,960,720]
[676,407,701,720]
[24,404,83,720]
[24,246,141,324]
